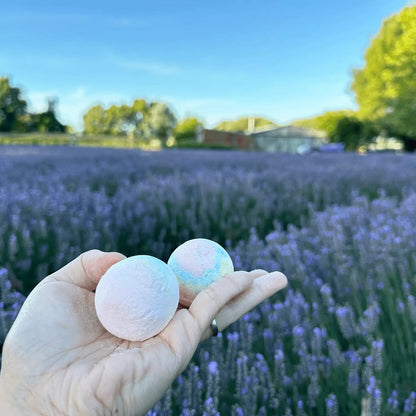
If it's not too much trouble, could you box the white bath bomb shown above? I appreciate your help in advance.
[167,238,234,306]
[94,255,179,341]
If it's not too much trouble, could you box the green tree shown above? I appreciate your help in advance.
[31,99,67,133]
[352,4,416,151]
[103,105,122,136]
[83,100,149,139]
[215,117,276,132]
[292,110,356,139]
[142,102,177,147]
[128,99,147,138]
[331,116,377,151]
[0,77,27,132]
[83,105,106,135]
[173,117,203,143]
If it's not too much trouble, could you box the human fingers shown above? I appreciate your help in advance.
[176,269,267,310]
[47,249,126,291]
[200,271,288,341]
[248,269,269,279]
[187,271,255,338]
[157,270,255,369]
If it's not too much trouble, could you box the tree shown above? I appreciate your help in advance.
[173,117,204,143]
[83,105,106,135]
[215,117,276,132]
[103,105,122,136]
[142,103,177,147]
[30,99,67,133]
[0,77,27,132]
[351,4,416,150]
[129,99,147,137]
[83,100,149,139]
[292,110,356,140]
[331,116,377,151]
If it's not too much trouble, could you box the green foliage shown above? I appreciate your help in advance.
[173,117,203,143]
[30,112,66,133]
[83,105,106,135]
[142,102,177,147]
[27,101,67,133]
[0,80,67,133]
[103,105,122,136]
[352,4,416,143]
[83,100,177,146]
[215,117,276,132]
[0,77,27,132]
[292,110,356,138]
[331,116,378,150]
[84,102,147,137]
[172,140,233,150]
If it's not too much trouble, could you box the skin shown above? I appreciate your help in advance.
[0,249,288,416]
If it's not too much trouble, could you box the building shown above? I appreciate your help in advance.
[250,125,327,153]
[197,128,252,150]
[197,122,328,153]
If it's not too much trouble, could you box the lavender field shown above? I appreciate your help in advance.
[1,146,416,415]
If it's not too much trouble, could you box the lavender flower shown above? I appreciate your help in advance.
[206,362,219,409]
[359,302,381,336]
[202,397,219,416]
[407,295,416,324]
[327,339,344,367]
[386,390,399,414]
[320,285,335,310]
[345,350,361,396]
[404,391,416,413]
[370,340,384,371]
[3,148,416,415]
[325,393,338,416]
[397,300,405,313]
[307,375,320,408]
[365,377,381,416]
[0,268,26,349]
[335,305,356,339]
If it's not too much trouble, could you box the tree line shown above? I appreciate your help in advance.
[0,77,203,147]
[83,101,203,148]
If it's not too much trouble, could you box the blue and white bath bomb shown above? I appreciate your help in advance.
[167,238,234,306]
[95,255,179,341]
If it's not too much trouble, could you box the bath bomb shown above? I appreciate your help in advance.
[167,238,234,306]
[94,255,179,341]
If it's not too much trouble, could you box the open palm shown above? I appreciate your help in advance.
[0,250,287,416]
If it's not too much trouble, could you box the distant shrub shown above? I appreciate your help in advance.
[172,140,234,150]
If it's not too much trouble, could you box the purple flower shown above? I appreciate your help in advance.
[404,392,416,413]
[325,393,338,416]
[335,305,356,339]
[208,361,218,375]
[397,300,405,313]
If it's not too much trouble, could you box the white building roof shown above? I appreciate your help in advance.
[249,124,327,138]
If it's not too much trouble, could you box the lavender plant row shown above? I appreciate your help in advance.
[149,192,416,415]
[1,146,416,294]
[1,146,416,414]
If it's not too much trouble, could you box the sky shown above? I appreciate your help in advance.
[0,0,413,131]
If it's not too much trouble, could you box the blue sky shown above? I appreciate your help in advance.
[0,0,412,130]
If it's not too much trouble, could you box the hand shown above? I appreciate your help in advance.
[0,250,287,416]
